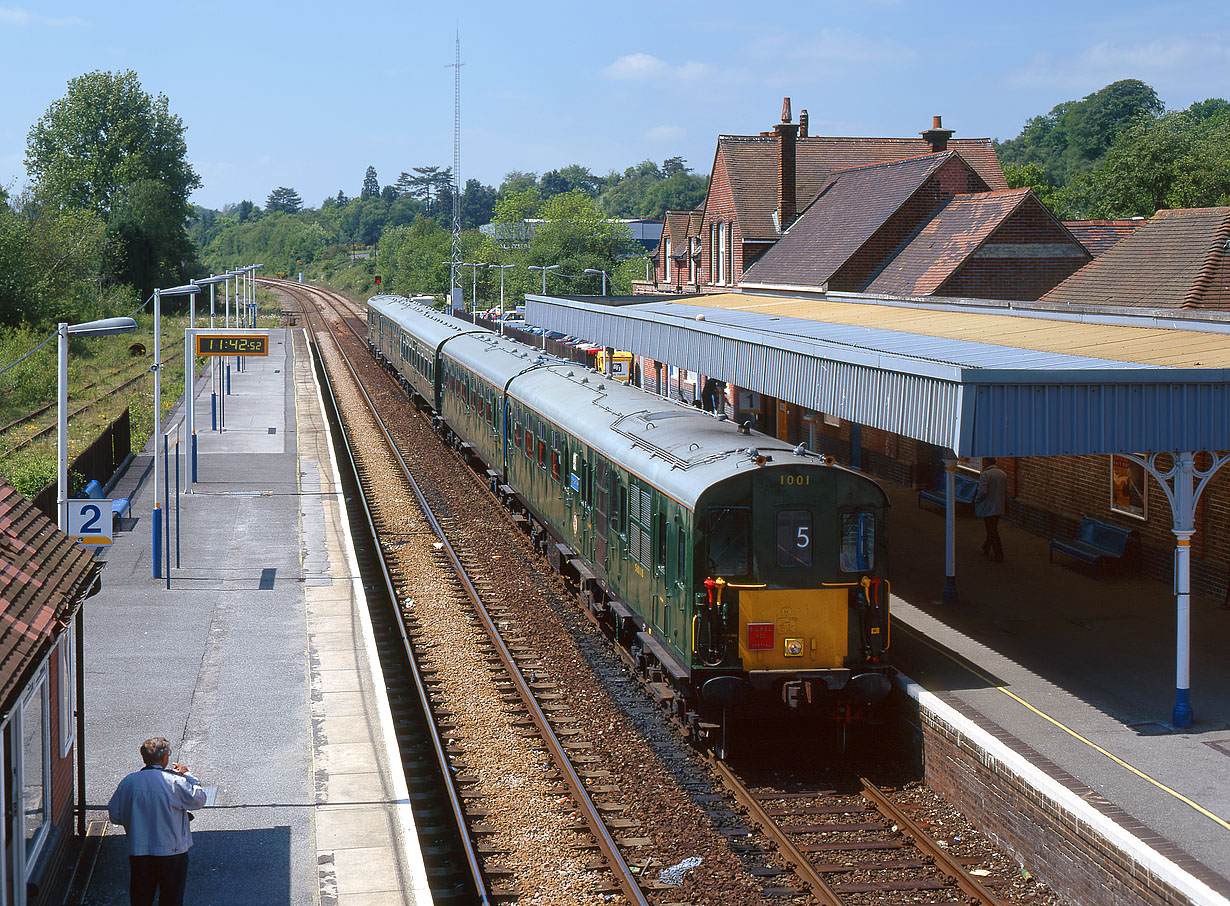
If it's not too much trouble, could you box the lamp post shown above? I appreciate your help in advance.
[462,263,482,315]
[528,264,559,294]
[189,275,231,483]
[57,318,139,532]
[584,268,609,296]
[151,284,200,578]
[488,264,515,333]
[248,264,264,326]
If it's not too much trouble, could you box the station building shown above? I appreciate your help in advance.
[0,481,99,905]
[635,99,1230,599]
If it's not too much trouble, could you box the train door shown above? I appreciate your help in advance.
[594,459,610,571]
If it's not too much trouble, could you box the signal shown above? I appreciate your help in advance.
[375,275,382,286]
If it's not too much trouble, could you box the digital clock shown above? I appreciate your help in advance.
[194,335,269,356]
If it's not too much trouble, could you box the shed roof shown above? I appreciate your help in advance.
[1063,219,1142,258]
[1042,208,1230,310]
[0,482,99,717]
[741,153,981,287]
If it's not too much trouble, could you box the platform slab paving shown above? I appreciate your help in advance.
[884,479,1230,897]
[81,329,429,905]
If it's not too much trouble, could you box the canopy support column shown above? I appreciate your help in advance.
[1121,450,1230,728]
[943,454,958,605]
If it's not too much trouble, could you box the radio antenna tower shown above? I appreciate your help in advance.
[447,30,463,309]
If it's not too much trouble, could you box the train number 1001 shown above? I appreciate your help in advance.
[780,475,811,486]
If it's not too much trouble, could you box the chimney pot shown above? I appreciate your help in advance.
[781,97,792,123]
[933,115,942,129]
[799,109,809,138]
[920,114,955,153]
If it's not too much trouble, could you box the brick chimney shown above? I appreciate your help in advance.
[920,115,955,153]
[774,98,800,229]
[799,109,809,139]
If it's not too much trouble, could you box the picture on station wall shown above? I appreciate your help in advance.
[1110,455,1147,519]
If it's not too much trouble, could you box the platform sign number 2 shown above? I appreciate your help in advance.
[67,498,113,545]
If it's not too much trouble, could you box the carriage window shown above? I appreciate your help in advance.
[777,510,813,568]
[656,510,667,571]
[551,448,562,481]
[706,507,750,575]
[839,512,876,572]
[677,525,686,582]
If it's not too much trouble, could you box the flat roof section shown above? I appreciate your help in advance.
[526,291,1230,458]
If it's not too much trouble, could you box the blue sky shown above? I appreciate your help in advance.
[1,1,1226,211]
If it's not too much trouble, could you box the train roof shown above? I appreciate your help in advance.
[372,296,887,510]
[368,295,484,348]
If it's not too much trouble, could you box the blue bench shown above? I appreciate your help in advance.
[1049,516,1137,578]
[918,473,979,512]
[83,480,132,528]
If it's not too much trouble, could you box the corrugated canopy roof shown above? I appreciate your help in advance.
[526,290,1230,458]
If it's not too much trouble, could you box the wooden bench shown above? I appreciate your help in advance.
[1049,516,1137,577]
[918,473,979,513]
[83,479,131,528]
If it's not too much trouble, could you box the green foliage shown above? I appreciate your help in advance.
[997,82,1229,219]
[266,187,303,214]
[361,165,380,200]
[599,159,707,220]
[25,70,199,297]
[997,79,1163,185]
[200,212,332,276]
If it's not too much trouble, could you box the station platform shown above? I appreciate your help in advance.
[77,329,430,905]
[885,482,1230,904]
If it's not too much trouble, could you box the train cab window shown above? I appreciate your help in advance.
[839,512,876,572]
[706,507,751,576]
[776,510,813,568]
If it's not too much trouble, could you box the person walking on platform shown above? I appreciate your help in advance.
[975,458,1010,562]
[108,737,207,906]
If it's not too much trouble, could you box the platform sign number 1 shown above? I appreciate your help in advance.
[67,498,113,545]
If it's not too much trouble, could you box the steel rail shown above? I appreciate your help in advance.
[294,289,492,905]
[860,778,1006,906]
[710,756,848,905]
[296,282,651,906]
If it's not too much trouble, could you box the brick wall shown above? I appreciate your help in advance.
[909,691,1219,906]
[834,158,987,291]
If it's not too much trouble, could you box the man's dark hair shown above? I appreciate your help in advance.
[140,737,171,765]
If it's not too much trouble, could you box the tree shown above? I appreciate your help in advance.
[459,179,497,229]
[266,187,303,214]
[361,165,380,199]
[662,156,688,177]
[25,69,199,293]
[499,170,538,196]
[234,200,259,224]
[335,189,349,206]
[541,164,599,198]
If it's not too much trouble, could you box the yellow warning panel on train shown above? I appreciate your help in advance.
[195,334,269,356]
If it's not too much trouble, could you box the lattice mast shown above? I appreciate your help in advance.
[448,30,463,303]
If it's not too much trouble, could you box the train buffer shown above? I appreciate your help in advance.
[1049,516,1138,578]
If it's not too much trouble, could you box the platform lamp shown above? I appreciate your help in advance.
[488,264,516,333]
[151,284,200,579]
[190,275,232,482]
[528,264,559,295]
[583,268,609,296]
[57,318,139,533]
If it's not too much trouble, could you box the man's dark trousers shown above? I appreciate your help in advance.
[130,852,188,906]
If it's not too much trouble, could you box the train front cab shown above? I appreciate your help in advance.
[692,463,892,720]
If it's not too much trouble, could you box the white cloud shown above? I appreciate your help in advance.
[604,53,713,82]
[642,124,685,143]
[1008,35,1230,92]
[0,7,86,27]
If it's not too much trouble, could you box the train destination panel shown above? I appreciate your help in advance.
[195,334,269,356]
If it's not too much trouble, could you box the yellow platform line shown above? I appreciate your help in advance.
[898,622,1230,833]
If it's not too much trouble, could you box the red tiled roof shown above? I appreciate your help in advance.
[863,190,1045,295]
[1041,208,1230,310]
[0,482,98,716]
[1063,219,1143,258]
[718,135,1007,240]
[742,152,966,286]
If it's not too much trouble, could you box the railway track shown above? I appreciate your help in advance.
[271,279,1068,906]
[286,280,651,904]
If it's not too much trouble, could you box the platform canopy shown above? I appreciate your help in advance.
[526,291,1230,459]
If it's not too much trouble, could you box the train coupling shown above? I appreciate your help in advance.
[782,680,813,709]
